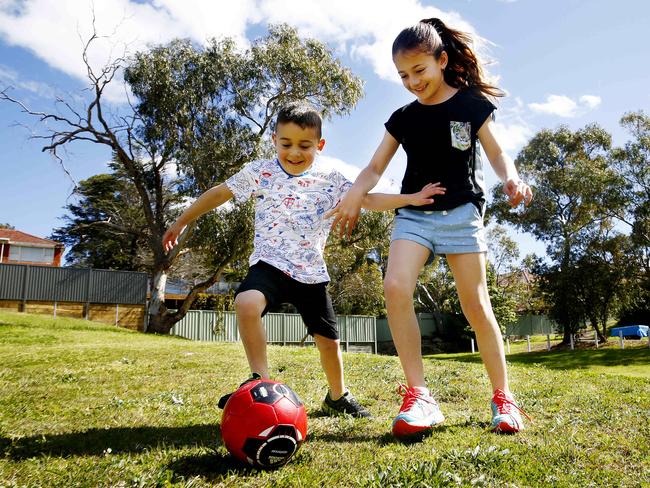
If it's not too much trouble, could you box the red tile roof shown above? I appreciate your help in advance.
[0,229,62,247]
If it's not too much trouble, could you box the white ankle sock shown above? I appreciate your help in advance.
[413,386,430,396]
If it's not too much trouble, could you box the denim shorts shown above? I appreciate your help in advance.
[391,202,487,262]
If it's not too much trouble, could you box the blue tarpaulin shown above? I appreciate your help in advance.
[610,325,649,338]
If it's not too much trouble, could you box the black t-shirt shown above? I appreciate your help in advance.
[385,88,496,212]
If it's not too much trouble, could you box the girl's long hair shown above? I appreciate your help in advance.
[392,18,504,99]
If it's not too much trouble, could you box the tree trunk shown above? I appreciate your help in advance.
[147,269,170,334]
[146,263,230,334]
[590,319,607,344]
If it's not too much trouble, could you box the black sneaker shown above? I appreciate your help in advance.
[218,373,262,409]
[322,390,371,418]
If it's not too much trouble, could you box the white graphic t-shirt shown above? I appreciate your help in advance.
[225,159,352,284]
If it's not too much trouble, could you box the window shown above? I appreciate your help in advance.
[8,245,55,264]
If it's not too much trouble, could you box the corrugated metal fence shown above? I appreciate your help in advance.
[170,310,377,353]
[376,312,467,341]
[0,263,148,304]
[506,315,558,336]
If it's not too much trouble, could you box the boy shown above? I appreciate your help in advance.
[162,101,445,417]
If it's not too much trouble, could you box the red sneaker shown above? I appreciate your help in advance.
[392,384,445,438]
[490,389,531,433]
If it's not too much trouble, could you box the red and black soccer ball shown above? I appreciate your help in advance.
[220,379,307,469]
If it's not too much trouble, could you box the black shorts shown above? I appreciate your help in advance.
[235,261,338,340]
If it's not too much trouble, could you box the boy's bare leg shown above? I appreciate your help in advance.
[234,290,270,379]
[313,334,345,399]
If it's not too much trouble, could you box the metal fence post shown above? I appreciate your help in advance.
[570,334,574,350]
[526,335,531,352]
[546,334,551,351]
[345,315,349,352]
[506,336,510,354]
[373,317,377,354]
[619,330,624,349]
[84,268,92,320]
[594,331,598,349]
[471,338,475,353]
[282,314,286,346]
[20,265,30,312]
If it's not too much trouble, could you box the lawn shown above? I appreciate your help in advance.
[1,310,649,487]
[437,336,650,379]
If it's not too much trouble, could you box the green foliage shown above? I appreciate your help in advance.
[489,124,624,337]
[0,223,14,229]
[609,111,650,324]
[486,224,519,276]
[486,265,517,333]
[121,24,364,331]
[326,211,392,316]
[331,263,386,317]
[414,258,518,336]
[50,170,175,270]
[190,291,236,312]
[415,257,461,315]
[124,24,364,194]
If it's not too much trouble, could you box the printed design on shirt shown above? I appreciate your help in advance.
[450,121,472,151]
[226,159,351,283]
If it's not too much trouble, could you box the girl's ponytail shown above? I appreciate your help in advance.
[393,18,504,99]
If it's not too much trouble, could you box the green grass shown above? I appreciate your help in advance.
[1,310,649,487]
[437,336,650,379]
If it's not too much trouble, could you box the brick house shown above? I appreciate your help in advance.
[0,229,64,267]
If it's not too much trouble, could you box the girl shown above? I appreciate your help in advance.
[328,18,533,437]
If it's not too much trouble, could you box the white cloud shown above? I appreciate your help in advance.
[579,94,601,109]
[528,94,601,118]
[0,0,492,101]
[0,0,258,103]
[490,121,534,155]
[486,96,535,155]
[0,63,56,98]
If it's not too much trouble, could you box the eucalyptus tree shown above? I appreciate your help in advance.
[2,23,363,333]
[488,124,625,341]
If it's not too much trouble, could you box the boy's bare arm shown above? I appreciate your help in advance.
[162,183,234,252]
[361,183,446,211]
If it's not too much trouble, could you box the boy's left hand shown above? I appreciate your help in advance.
[409,182,446,206]
[503,179,533,207]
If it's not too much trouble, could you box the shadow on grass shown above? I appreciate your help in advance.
[0,423,220,460]
[168,452,260,480]
[426,346,650,371]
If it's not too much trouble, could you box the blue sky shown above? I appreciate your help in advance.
[1,0,649,264]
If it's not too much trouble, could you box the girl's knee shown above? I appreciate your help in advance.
[463,300,496,329]
[384,275,411,301]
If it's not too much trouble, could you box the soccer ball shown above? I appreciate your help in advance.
[220,379,307,468]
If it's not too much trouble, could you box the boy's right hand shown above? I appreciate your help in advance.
[162,221,186,253]
[408,182,446,206]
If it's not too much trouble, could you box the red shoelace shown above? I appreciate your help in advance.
[492,389,532,422]
[397,384,436,412]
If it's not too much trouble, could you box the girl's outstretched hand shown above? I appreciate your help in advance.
[162,222,186,253]
[325,189,365,238]
[503,178,533,207]
[409,182,446,206]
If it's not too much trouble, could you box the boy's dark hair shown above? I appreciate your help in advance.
[275,101,322,138]
[392,18,504,99]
